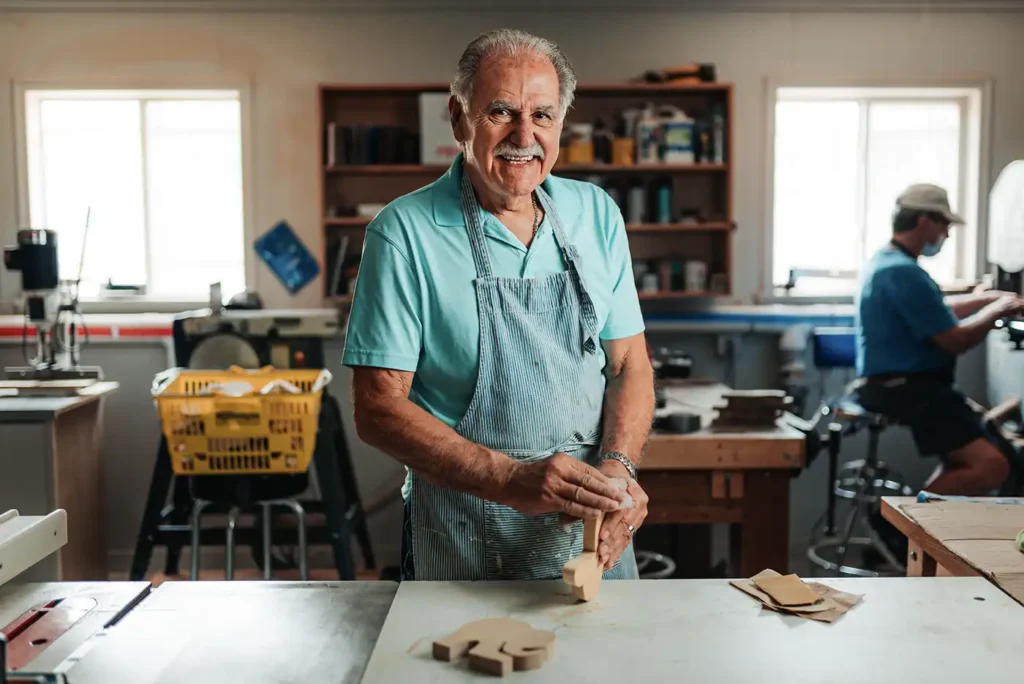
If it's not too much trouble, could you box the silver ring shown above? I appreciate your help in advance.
[626,523,634,537]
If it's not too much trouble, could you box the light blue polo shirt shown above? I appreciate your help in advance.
[342,155,645,428]
[856,246,957,377]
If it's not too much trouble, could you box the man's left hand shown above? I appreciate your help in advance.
[596,459,648,570]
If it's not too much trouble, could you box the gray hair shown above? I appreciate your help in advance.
[450,29,577,119]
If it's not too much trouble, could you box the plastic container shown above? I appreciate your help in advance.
[659,106,696,164]
[152,365,332,476]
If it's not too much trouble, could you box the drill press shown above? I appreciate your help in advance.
[2,229,102,381]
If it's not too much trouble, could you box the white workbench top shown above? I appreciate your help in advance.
[361,578,1024,683]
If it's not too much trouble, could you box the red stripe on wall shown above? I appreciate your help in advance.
[117,326,173,338]
[0,326,36,338]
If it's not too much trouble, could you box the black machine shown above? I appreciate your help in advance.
[130,306,375,581]
[2,228,100,380]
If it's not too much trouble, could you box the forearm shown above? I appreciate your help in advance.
[943,307,1002,353]
[945,292,997,319]
[600,351,656,465]
[354,396,512,500]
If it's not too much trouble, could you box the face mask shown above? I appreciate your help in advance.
[922,234,946,257]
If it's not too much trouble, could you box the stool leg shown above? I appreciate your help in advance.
[276,500,309,581]
[225,506,240,581]
[189,499,210,581]
[826,423,842,536]
[262,504,273,581]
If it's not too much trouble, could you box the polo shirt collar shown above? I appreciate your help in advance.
[431,151,582,230]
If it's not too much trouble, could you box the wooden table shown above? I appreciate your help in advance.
[639,384,806,576]
[881,496,1024,604]
[0,382,119,581]
[361,578,1024,683]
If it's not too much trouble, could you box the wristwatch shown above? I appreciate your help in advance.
[600,451,637,481]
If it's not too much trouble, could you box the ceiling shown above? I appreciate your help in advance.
[2,0,1023,12]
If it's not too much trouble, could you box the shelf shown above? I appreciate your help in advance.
[637,291,719,300]
[325,217,372,226]
[627,222,731,232]
[325,163,727,175]
[327,295,353,305]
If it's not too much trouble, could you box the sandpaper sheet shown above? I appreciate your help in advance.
[900,502,1024,605]
[730,570,862,623]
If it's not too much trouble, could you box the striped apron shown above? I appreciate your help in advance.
[406,167,639,581]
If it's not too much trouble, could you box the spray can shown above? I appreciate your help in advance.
[628,183,647,224]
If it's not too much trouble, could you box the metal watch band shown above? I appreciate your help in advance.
[600,451,637,480]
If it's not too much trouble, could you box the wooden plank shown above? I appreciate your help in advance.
[906,539,937,577]
[642,429,804,470]
[881,498,984,578]
[732,471,791,576]
[711,472,726,499]
[728,471,744,499]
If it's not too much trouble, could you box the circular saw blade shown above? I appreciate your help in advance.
[188,333,261,370]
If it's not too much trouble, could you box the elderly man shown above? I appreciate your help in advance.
[343,29,654,581]
[855,183,1024,495]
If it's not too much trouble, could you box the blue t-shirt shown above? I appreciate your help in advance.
[342,155,645,428]
[855,246,958,377]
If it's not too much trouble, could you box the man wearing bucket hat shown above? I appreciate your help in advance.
[855,183,1024,495]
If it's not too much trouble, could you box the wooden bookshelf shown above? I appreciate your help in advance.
[319,81,734,303]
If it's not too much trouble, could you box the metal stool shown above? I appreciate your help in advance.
[191,498,309,581]
[636,550,676,579]
[807,399,913,577]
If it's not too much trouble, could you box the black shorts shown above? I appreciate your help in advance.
[854,376,984,458]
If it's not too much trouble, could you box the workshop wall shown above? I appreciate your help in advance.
[1,10,1024,307]
[0,8,1015,574]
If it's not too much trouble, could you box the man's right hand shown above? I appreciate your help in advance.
[496,452,627,519]
[987,294,1024,321]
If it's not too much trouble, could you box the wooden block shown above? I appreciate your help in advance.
[711,471,727,499]
[433,618,555,677]
[562,552,603,602]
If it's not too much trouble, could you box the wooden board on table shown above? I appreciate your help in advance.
[0,379,97,397]
[899,501,1024,605]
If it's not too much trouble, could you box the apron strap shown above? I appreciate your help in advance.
[459,166,495,279]
[536,186,600,356]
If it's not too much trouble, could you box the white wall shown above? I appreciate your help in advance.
[2,10,1024,309]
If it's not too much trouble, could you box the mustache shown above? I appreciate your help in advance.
[494,142,545,160]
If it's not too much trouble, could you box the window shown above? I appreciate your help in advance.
[24,90,246,301]
[770,87,982,297]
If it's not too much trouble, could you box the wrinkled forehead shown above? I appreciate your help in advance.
[470,53,561,112]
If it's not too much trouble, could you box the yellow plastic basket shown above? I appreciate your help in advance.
[152,365,332,476]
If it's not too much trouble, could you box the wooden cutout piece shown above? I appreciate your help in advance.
[562,513,604,601]
[753,573,821,606]
[583,513,602,553]
[433,618,555,677]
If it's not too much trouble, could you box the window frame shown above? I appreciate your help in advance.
[759,77,992,305]
[9,78,256,314]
